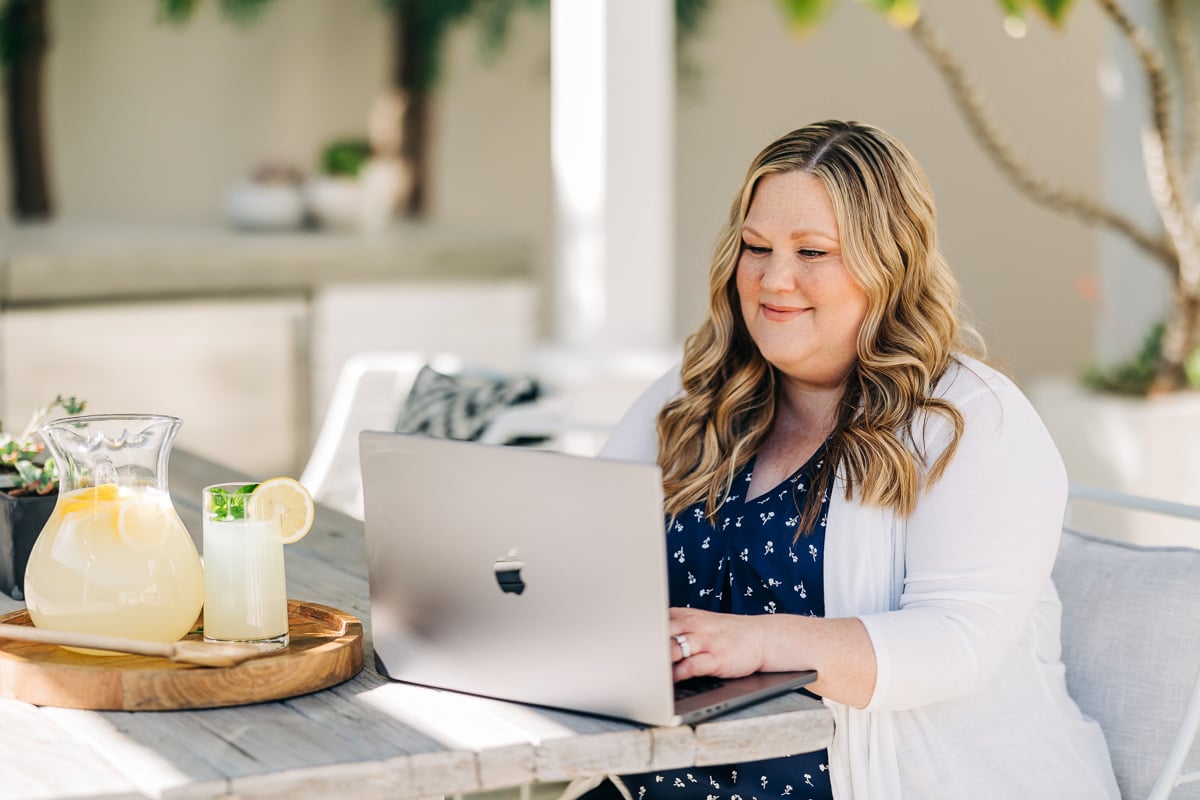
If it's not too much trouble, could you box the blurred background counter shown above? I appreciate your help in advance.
[0,221,537,478]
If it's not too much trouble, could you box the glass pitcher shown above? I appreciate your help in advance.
[24,414,204,647]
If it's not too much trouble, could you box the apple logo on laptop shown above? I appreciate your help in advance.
[493,552,526,595]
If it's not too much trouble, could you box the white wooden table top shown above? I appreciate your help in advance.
[0,451,833,800]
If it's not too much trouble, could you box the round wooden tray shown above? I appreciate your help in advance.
[0,599,363,710]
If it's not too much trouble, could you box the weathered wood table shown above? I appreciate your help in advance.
[0,451,833,800]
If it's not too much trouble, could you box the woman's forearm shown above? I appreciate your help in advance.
[756,614,877,708]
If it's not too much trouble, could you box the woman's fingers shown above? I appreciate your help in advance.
[669,608,705,664]
[673,651,718,682]
[667,607,766,678]
[671,631,701,663]
[668,605,702,634]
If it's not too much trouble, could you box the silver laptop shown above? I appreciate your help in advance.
[359,431,817,727]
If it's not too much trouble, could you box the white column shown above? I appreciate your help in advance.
[550,0,675,352]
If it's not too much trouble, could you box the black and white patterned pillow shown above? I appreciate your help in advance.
[393,366,542,441]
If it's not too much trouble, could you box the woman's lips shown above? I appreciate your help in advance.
[761,303,810,321]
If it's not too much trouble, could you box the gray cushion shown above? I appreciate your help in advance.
[394,365,541,442]
[1054,529,1200,799]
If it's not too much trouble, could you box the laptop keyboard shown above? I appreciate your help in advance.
[674,676,727,701]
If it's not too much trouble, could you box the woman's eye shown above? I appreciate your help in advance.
[743,243,770,255]
[798,248,827,258]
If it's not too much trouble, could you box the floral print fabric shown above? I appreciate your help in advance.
[622,452,833,800]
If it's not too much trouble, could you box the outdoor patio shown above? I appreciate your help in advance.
[1,1,1199,798]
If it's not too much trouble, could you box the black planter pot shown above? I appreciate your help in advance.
[0,491,56,601]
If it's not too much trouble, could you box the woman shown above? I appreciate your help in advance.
[598,121,1118,799]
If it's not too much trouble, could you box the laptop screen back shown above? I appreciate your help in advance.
[359,431,679,725]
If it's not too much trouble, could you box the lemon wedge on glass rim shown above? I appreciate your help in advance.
[248,477,315,544]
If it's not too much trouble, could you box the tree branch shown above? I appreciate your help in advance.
[1144,127,1200,286]
[1096,0,1197,285]
[1159,0,1200,187]
[907,13,1175,269]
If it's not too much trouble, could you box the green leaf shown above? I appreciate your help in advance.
[1027,0,1075,25]
[13,460,41,486]
[157,0,274,26]
[40,458,58,488]
[0,438,40,466]
[208,483,258,521]
[994,0,1025,19]
[776,0,835,34]
[1,394,82,494]
[0,0,47,70]
[12,460,57,495]
[1081,323,1164,396]
[860,0,920,28]
[156,0,201,24]
[676,0,711,41]
[217,0,274,25]
[209,486,230,520]
[381,0,478,94]
[6,458,54,495]
[475,0,520,61]
[1185,346,1200,390]
[54,394,86,415]
[320,138,372,178]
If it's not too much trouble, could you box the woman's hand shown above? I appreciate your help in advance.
[669,607,767,682]
[669,607,878,707]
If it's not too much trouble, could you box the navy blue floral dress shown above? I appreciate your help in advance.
[621,450,833,800]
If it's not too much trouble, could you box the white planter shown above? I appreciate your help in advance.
[303,160,407,233]
[303,176,364,232]
[224,181,305,231]
[1033,377,1200,547]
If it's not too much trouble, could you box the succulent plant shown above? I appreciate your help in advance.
[320,138,372,179]
[0,395,86,496]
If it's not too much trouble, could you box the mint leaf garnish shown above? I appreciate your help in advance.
[209,483,259,521]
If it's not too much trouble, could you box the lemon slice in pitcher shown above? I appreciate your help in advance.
[116,495,171,550]
[60,483,122,516]
[249,477,315,544]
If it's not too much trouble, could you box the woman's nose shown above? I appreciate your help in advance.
[759,255,797,292]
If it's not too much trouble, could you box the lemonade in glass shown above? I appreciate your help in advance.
[202,478,313,653]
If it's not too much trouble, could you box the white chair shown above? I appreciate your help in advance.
[300,352,572,519]
[1056,486,1200,799]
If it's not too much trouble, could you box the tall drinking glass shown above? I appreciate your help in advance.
[202,483,289,653]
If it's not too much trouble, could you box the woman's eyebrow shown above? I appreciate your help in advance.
[741,224,838,242]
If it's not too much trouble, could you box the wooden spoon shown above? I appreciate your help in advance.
[0,623,264,667]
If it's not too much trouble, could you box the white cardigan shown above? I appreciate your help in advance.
[600,356,1119,800]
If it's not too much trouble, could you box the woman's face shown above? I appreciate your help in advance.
[736,170,869,390]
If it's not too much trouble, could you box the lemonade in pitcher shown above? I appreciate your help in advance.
[24,415,204,647]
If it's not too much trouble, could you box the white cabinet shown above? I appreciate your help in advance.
[2,298,308,478]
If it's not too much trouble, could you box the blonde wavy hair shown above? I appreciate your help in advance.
[658,120,980,530]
